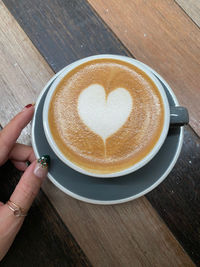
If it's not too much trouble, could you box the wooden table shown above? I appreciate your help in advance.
[0,0,199,266]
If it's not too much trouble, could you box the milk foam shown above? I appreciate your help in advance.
[49,58,164,174]
[78,84,133,141]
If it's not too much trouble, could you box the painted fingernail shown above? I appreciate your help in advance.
[25,104,33,108]
[22,103,35,111]
[34,155,50,179]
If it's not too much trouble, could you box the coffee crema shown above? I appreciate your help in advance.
[49,58,164,174]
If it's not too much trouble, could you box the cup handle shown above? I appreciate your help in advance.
[170,106,189,126]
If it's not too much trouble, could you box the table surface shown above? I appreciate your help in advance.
[0,0,200,266]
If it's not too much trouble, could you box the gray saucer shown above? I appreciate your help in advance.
[32,64,183,205]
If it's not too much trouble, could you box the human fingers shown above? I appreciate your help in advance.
[9,155,50,212]
[9,143,36,163]
[0,155,50,261]
[0,104,34,165]
[11,160,28,171]
[0,204,24,261]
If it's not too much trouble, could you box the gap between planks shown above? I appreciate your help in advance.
[175,0,200,28]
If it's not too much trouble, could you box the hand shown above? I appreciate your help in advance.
[0,104,50,261]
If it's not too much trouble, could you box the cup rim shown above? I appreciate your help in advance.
[43,54,170,178]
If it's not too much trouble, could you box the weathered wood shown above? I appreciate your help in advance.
[0,2,91,266]
[175,0,200,27]
[44,178,195,267]
[88,0,200,137]
[0,162,91,267]
[2,0,129,74]
[147,125,200,265]
[0,1,52,144]
[0,0,198,265]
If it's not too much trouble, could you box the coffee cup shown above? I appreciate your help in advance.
[43,55,189,178]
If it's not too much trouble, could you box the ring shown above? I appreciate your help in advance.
[6,200,27,217]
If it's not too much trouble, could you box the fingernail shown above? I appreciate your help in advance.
[34,155,50,179]
[25,104,33,108]
[22,103,35,111]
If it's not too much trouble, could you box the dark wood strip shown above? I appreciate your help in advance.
[147,125,200,265]
[2,0,200,265]
[2,0,129,73]
[0,161,92,267]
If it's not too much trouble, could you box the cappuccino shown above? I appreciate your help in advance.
[48,58,164,174]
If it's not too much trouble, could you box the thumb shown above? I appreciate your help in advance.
[10,155,50,213]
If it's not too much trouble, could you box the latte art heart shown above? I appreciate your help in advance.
[78,84,133,141]
[49,58,165,174]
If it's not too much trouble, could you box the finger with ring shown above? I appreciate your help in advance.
[6,200,27,217]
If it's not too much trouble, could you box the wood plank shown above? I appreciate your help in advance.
[175,0,200,27]
[44,178,196,267]
[0,0,196,266]
[0,0,53,145]
[87,0,200,137]
[2,0,129,74]
[0,3,91,266]
[147,125,200,265]
[0,162,91,266]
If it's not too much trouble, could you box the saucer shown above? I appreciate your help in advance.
[32,63,183,205]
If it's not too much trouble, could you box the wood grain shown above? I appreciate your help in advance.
[44,177,197,267]
[0,162,91,267]
[0,2,91,266]
[0,1,195,266]
[147,125,200,265]
[2,0,129,74]
[88,0,200,137]
[175,0,200,27]
[0,1,52,144]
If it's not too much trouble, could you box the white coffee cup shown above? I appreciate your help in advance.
[43,55,188,178]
